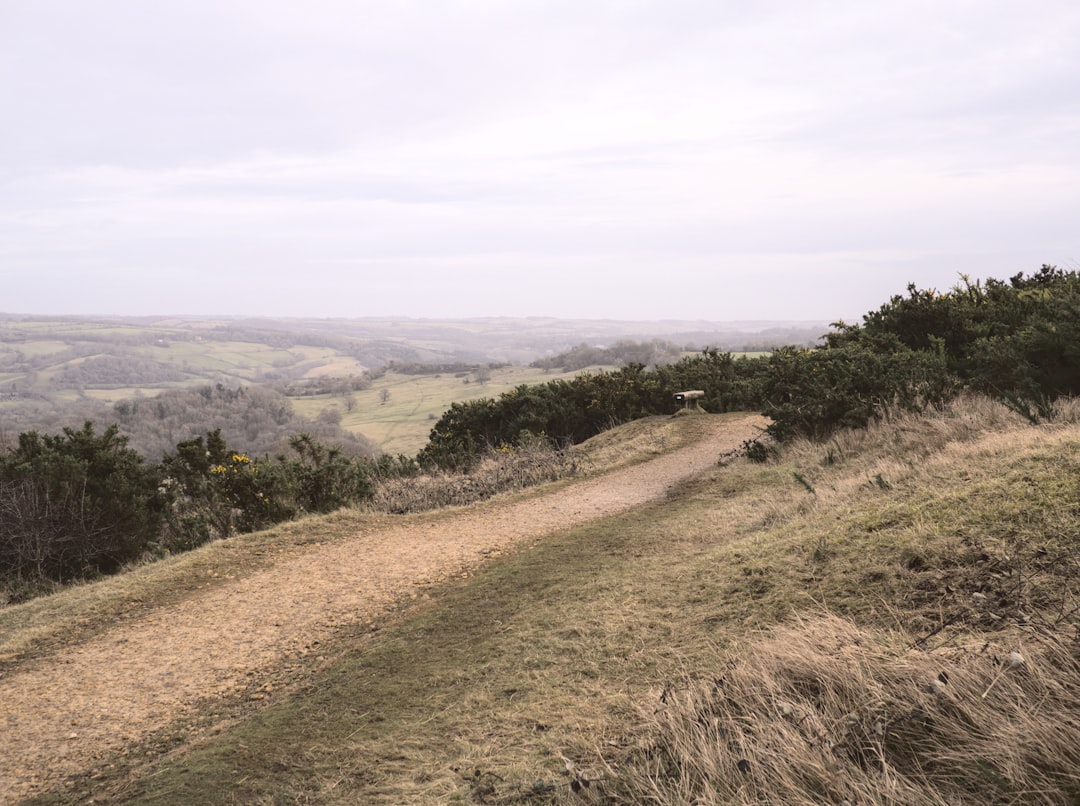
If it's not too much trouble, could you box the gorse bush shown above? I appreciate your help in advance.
[0,423,168,582]
[829,266,1080,396]
[161,429,290,543]
[758,340,954,441]
[419,352,766,469]
[759,265,1080,439]
[415,266,1080,462]
[2,426,416,598]
[161,430,405,550]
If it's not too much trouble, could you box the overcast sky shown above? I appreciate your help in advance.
[2,1,1078,322]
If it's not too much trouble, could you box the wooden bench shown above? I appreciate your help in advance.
[673,390,705,409]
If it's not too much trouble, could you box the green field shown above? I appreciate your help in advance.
[0,319,380,410]
[0,316,622,456]
[291,366,602,456]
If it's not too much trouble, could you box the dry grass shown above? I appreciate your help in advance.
[19,395,1080,805]
[591,395,1080,804]
[604,615,1080,805]
[367,411,733,516]
[572,410,738,470]
[609,613,1080,799]
[371,441,581,514]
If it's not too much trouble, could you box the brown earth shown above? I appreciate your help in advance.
[0,413,765,801]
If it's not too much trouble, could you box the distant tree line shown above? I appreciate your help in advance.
[531,339,687,371]
[387,360,510,375]
[110,383,378,460]
[58,355,189,387]
[275,374,372,398]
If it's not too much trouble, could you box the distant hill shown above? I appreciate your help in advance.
[0,314,827,390]
[0,314,826,457]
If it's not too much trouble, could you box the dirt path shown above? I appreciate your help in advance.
[0,414,764,801]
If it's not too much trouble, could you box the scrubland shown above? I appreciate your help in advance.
[13,396,1077,804]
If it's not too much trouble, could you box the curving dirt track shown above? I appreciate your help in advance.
[0,414,764,801]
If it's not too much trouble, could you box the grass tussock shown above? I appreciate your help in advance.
[783,393,1028,470]
[602,615,1080,805]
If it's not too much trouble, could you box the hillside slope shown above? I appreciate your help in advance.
[0,412,765,801]
[8,400,1080,804]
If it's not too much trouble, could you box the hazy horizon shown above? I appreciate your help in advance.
[4,2,1078,322]
[0,310,831,328]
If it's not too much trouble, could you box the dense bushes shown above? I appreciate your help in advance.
[757,267,1080,438]
[0,423,168,582]
[419,266,1080,464]
[1,424,414,596]
[829,266,1080,399]
[161,429,412,546]
[758,341,954,441]
[419,354,766,469]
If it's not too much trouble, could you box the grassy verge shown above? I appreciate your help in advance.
[30,397,1080,804]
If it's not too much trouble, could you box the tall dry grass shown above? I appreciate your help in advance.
[741,394,1071,527]
[370,441,581,514]
[592,394,1080,805]
[783,393,1028,467]
[789,393,1080,471]
[605,615,1080,805]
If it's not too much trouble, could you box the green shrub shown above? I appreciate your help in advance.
[279,433,375,515]
[418,355,766,470]
[757,340,953,441]
[0,422,168,582]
